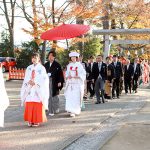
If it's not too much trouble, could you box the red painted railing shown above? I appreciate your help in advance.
[9,67,26,80]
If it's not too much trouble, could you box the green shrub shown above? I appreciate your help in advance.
[16,41,40,68]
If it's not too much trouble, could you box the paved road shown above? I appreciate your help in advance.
[0,80,150,150]
[101,89,150,150]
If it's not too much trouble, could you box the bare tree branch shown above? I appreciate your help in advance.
[2,0,16,56]
[57,1,73,23]
[128,13,140,29]
[0,13,26,18]
[47,1,69,20]
[0,5,5,13]
[20,0,33,25]
[40,0,47,20]
[3,0,11,31]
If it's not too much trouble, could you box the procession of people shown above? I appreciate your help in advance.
[0,50,150,127]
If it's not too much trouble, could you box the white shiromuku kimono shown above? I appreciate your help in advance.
[0,67,9,127]
[65,62,86,115]
[21,63,49,110]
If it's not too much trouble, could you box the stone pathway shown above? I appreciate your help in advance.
[0,80,149,150]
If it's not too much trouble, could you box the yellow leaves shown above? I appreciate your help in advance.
[123,34,150,40]
[140,54,148,60]
[32,16,40,23]
[74,5,84,14]
[39,23,53,32]
[123,50,137,58]
[109,0,150,29]
[35,39,42,45]
[22,0,103,46]
[71,37,89,45]
[56,47,65,52]
[81,9,100,19]
[22,27,43,45]
[65,0,102,20]
[51,42,65,52]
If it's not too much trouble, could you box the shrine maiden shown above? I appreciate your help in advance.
[21,53,49,127]
[0,64,9,127]
[65,52,86,117]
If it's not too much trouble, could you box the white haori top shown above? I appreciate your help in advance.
[65,62,86,91]
[0,67,9,127]
[65,62,86,83]
[21,63,49,110]
[65,62,86,115]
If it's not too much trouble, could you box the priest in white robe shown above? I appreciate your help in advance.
[0,65,9,127]
[65,52,86,117]
[21,53,49,127]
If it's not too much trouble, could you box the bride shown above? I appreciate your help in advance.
[65,52,86,117]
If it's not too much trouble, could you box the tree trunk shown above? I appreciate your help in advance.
[41,41,46,64]
[9,30,14,56]
[32,0,39,41]
[102,0,110,59]
[76,18,84,56]
[76,0,84,56]
[52,0,57,52]
[3,0,16,57]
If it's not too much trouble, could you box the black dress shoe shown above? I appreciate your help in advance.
[117,96,120,99]
[83,96,87,99]
[95,101,101,104]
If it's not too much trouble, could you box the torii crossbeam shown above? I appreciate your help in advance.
[92,29,150,58]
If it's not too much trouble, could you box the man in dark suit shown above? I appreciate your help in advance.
[86,56,95,98]
[118,56,124,95]
[124,59,134,94]
[92,55,107,104]
[44,51,64,116]
[105,56,115,99]
[132,57,142,93]
[111,55,123,99]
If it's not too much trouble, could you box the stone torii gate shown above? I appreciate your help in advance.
[92,29,150,59]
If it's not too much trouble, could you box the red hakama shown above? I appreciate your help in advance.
[24,102,47,123]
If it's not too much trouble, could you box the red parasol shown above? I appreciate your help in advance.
[40,23,90,40]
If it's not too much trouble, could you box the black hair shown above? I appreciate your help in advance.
[113,55,117,58]
[48,50,56,57]
[31,52,40,58]
[69,57,78,61]
[106,56,110,60]
[97,54,103,58]
[89,56,94,59]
